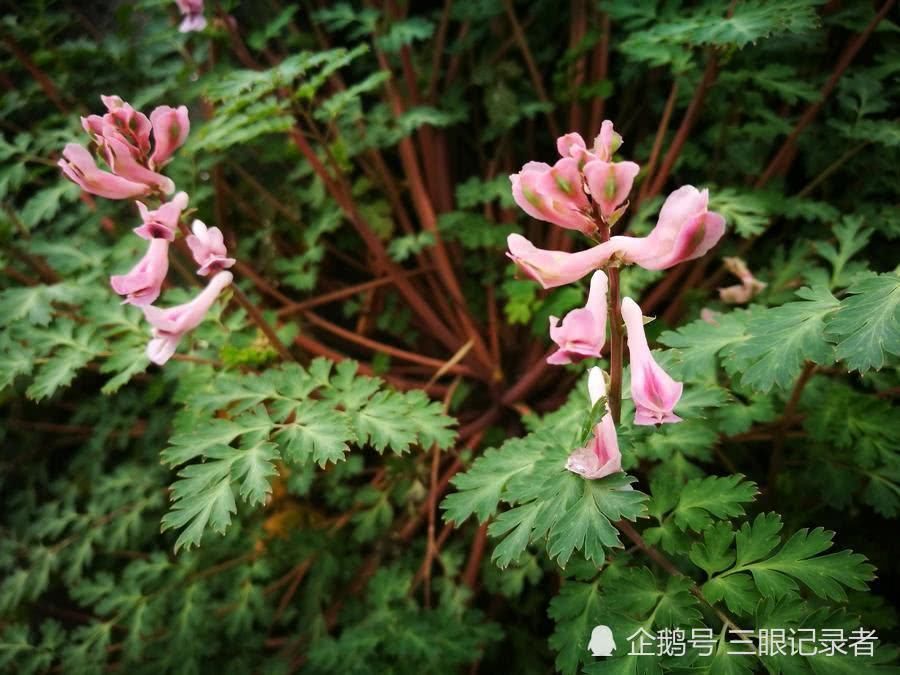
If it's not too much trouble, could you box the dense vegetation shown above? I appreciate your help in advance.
[1,1,898,673]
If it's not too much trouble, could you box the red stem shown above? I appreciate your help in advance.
[645,56,718,199]
[755,0,896,187]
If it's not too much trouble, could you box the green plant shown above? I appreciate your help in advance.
[1,1,898,673]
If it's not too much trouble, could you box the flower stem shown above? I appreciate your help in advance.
[607,266,624,425]
[597,215,624,425]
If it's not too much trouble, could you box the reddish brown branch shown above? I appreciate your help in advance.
[461,522,489,590]
[588,12,611,134]
[502,0,561,138]
[287,127,460,354]
[645,56,718,199]
[230,283,297,363]
[755,0,896,187]
[636,80,679,206]
[301,310,482,380]
[767,362,816,499]
[2,35,69,113]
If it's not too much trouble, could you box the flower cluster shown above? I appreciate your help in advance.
[507,122,725,480]
[60,96,235,366]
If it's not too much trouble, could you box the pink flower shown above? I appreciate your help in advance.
[64,96,188,198]
[186,220,236,276]
[58,143,151,200]
[547,270,608,365]
[718,256,766,304]
[104,137,175,195]
[82,96,152,159]
[510,159,594,234]
[621,296,683,426]
[142,270,233,365]
[556,121,623,164]
[566,367,622,479]
[611,186,725,270]
[594,120,623,161]
[110,238,170,306]
[583,159,640,222]
[506,233,614,289]
[176,0,207,32]
[134,192,189,241]
[556,132,589,162]
[149,105,190,168]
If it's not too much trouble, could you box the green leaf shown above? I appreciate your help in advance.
[747,527,874,602]
[825,274,900,372]
[25,323,102,401]
[546,474,636,567]
[670,475,758,532]
[659,311,749,380]
[376,17,434,53]
[0,345,33,390]
[20,182,77,229]
[230,440,280,506]
[690,521,736,576]
[704,513,875,613]
[161,466,236,553]
[548,580,604,675]
[275,400,354,467]
[487,459,647,569]
[354,390,425,453]
[812,216,873,288]
[0,284,80,327]
[163,418,248,466]
[727,286,839,391]
[442,435,546,525]
[703,572,759,616]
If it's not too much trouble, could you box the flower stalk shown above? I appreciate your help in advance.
[507,121,727,476]
[607,265,624,424]
[595,204,624,425]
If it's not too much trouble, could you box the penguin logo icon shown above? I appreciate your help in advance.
[588,625,616,657]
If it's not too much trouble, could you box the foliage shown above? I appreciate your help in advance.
[2,0,899,673]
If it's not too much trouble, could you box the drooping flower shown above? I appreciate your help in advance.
[548,270,608,364]
[109,238,170,306]
[565,367,622,479]
[583,159,640,222]
[149,105,190,168]
[510,160,595,234]
[186,220,236,276]
[103,136,175,194]
[134,192,189,241]
[611,186,725,270]
[175,0,207,32]
[142,270,233,365]
[621,296,683,425]
[82,96,152,159]
[58,143,152,200]
[718,256,766,304]
[63,97,189,197]
[506,233,614,289]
